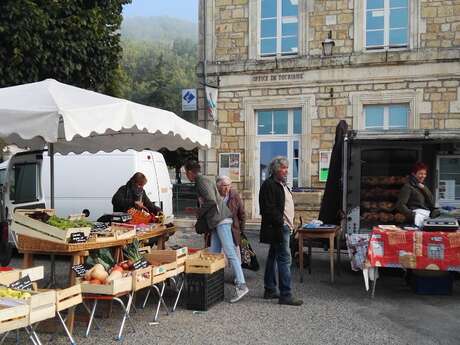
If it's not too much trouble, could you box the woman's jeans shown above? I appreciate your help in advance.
[210,222,246,285]
[264,225,292,298]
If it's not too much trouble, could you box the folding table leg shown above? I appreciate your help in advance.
[82,301,101,330]
[152,282,169,322]
[169,274,185,312]
[0,331,9,345]
[113,293,135,341]
[142,288,151,309]
[85,300,98,337]
[24,326,42,345]
[57,311,77,345]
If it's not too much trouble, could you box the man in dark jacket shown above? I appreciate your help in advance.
[259,156,303,306]
[112,172,161,214]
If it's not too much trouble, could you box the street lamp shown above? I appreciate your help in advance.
[322,31,335,57]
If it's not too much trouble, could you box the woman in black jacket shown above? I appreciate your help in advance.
[112,172,161,215]
[396,162,440,226]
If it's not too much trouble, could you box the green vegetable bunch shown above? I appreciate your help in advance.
[47,215,92,230]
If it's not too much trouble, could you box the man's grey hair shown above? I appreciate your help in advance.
[268,156,289,177]
[216,175,232,186]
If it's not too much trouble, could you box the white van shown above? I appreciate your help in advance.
[41,150,173,220]
[0,150,46,258]
[0,149,173,236]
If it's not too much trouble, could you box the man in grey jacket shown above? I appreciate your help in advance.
[184,160,249,303]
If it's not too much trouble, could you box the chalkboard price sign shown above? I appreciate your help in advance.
[69,232,88,244]
[71,264,87,277]
[9,275,33,290]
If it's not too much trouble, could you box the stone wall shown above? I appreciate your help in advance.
[197,0,460,218]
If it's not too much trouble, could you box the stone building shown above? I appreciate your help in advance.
[196,0,460,220]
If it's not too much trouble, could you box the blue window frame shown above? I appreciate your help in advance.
[365,0,408,50]
[261,0,298,57]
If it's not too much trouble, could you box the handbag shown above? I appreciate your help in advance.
[240,232,259,271]
[194,206,216,234]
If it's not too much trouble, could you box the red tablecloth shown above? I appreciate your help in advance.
[367,227,460,271]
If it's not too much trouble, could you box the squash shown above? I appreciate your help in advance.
[106,270,123,283]
[91,269,108,283]
[84,267,95,281]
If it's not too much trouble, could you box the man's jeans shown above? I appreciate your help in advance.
[264,225,292,298]
[210,222,246,285]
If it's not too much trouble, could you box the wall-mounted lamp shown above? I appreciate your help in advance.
[322,30,335,57]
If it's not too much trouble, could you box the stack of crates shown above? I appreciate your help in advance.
[185,251,226,311]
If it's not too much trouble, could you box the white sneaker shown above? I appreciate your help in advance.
[230,284,249,303]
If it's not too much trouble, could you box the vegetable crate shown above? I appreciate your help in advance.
[55,285,82,312]
[0,266,44,286]
[0,300,29,334]
[143,252,180,279]
[21,290,56,325]
[151,265,168,284]
[149,247,188,266]
[186,269,224,311]
[80,276,132,295]
[185,252,226,274]
[0,271,20,286]
[12,209,91,244]
[132,267,152,291]
[110,223,136,240]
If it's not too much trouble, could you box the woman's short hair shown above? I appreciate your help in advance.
[184,159,201,173]
[129,172,147,185]
[216,176,232,187]
[268,156,289,177]
[411,162,428,174]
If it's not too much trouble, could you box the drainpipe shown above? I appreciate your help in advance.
[202,0,208,175]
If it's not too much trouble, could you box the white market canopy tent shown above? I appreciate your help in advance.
[0,79,211,154]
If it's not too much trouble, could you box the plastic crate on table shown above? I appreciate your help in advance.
[186,269,224,311]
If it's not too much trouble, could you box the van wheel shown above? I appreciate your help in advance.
[0,242,12,266]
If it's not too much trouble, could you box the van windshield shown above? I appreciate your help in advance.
[10,163,39,203]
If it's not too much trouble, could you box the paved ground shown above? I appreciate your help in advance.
[4,228,460,345]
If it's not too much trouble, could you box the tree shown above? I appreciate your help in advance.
[0,0,131,96]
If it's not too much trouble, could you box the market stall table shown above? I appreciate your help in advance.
[16,224,175,333]
[364,226,460,297]
[297,226,342,283]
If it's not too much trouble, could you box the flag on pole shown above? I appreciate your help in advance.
[205,86,218,121]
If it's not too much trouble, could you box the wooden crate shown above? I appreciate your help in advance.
[17,290,56,325]
[20,266,44,282]
[0,300,29,333]
[132,267,152,292]
[80,275,132,295]
[185,252,226,274]
[111,223,136,240]
[55,285,82,312]
[149,247,188,266]
[12,209,91,244]
[0,271,20,286]
[151,265,168,284]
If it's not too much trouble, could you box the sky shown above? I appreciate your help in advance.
[123,0,199,23]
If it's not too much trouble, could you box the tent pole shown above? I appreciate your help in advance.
[49,143,55,209]
[47,143,56,288]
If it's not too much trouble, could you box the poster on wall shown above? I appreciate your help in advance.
[319,150,332,182]
[219,153,241,182]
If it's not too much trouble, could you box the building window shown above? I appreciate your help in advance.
[257,108,301,187]
[260,0,298,57]
[365,0,408,50]
[364,104,409,130]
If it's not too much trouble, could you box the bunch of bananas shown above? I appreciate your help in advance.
[0,287,31,300]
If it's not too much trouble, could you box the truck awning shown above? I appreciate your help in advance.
[348,129,460,142]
